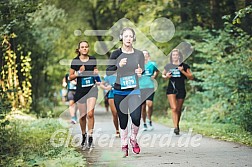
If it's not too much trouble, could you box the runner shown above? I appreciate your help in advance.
[162,48,193,135]
[69,41,99,149]
[106,27,144,157]
[139,50,159,131]
[63,73,78,124]
[100,74,120,137]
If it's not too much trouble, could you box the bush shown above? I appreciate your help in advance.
[0,117,86,167]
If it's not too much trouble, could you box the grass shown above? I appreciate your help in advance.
[153,115,252,146]
[0,111,86,167]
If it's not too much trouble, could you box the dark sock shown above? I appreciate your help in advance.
[88,136,93,147]
[81,133,87,145]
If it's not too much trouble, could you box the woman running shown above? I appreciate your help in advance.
[69,41,99,149]
[100,74,120,137]
[162,49,193,135]
[139,50,159,131]
[63,73,78,124]
[106,27,144,157]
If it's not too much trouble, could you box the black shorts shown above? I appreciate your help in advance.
[141,88,155,102]
[166,88,186,99]
[74,86,98,104]
[67,90,76,101]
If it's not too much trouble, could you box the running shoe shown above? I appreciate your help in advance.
[143,123,147,131]
[88,136,94,148]
[71,119,77,124]
[174,127,180,135]
[130,138,140,154]
[115,131,120,138]
[147,121,154,131]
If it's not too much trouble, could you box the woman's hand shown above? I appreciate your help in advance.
[70,79,77,85]
[76,65,85,76]
[79,65,85,72]
[135,64,142,77]
[178,66,184,72]
[165,72,172,79]
[162,70,172,79]
[106,85,112,91]
[119,58,127,67]
[167,72,172,78]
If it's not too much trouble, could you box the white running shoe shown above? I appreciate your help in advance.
[143,123,147,131]
[147,120,154,131]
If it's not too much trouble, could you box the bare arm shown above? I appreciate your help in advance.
[152,70,159,79]
[69,68,77,81]
[69,64,85,81]
[162,69,172,80]
[178,67,194,80]
[99,81,112,90]
[62,76,67,87]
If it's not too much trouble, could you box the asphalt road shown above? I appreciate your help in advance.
[64,105,252,167]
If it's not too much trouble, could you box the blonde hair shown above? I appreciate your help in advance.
[169,49,183,63]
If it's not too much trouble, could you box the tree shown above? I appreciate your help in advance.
[186,6,252,131]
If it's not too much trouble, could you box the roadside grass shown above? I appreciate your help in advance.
[53,101,70,118]
[0,111,86,167]
[153,115,252,147]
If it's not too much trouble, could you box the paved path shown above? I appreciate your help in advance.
[67,105,252,167]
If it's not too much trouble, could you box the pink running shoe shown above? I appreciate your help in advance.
[122,145,128,157]
[130,138,140,154]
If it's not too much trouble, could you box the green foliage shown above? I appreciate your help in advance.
[1,35,32,111]
[0,117,86,167]
[25,4,68,115]
[20,51,32,108]
[0,0,69,115]
[27,4,66,51]
[184,7,252,131]
[0,87,12,129]
[231,5,252,34]
[36,97,58,118]
[1,0,41,113]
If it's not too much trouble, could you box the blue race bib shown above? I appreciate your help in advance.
[170,68,181,77]
[120,75,137,89]
[144,69,152,76]
[81,77,94,87]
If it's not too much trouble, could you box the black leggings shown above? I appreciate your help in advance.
[114,94,142,129]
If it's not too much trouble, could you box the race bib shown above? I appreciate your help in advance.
[170,68,181,77]
[120,75,137,89]
[81,77,94,87]
[144,69,152,76]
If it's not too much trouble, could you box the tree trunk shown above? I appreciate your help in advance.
[179,0,189,23]
[210,0,223,29]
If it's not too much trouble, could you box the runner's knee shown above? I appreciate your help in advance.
[87,110,94,119]
[170,106,177,111]
[131,117,140,127]
[120,121,128,129]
